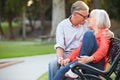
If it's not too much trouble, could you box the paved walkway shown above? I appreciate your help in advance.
[0,54,56,80]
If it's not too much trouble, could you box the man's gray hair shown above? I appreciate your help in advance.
[71,1,89,14]
[91,9,111,29]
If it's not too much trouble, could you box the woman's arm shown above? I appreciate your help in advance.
[77,32,110,64]
[92,36,110,63]
[68,47,81,61]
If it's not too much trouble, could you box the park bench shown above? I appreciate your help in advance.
[70,37,120,80]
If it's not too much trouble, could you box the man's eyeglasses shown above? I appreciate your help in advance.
[75,12,89,19]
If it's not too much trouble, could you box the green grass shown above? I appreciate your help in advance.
[1,21,20,34]
[102,64,116,80]
[0,22,56,58]
[0,40,55,58]
[37,72,48,80]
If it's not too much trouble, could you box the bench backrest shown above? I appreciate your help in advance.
[107,38,120,76]
[108,38,120,64]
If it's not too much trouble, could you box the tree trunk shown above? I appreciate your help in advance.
[0,19,5,38]
[8,19,14,39]
[22,6,26,40]
[39,0,45,36]
[28,17,34,31]
[49,0,65,42]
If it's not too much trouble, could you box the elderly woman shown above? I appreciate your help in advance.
[53,9,112,80]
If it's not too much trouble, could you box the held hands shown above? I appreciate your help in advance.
[58,57,64,65]
[58,57,70,66]
[62,58,70,66]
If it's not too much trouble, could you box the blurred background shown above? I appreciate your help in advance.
[0,0,120,58]
[0,0,120,41]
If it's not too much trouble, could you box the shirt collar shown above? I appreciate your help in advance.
[68,16,73,26]
[68,16,88,28]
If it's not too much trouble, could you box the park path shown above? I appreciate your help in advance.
[0,54,56,80]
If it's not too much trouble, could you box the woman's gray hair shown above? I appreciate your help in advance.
[71,1,89,14]
[90,9,111,29]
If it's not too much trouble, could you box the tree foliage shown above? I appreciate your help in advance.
[0,0,120,40]
[0,0,6,37]
[3,0,28,39]
[104,0,120,20]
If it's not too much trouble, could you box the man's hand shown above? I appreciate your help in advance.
[103,29,114,39]
[58,57,64,65]
[58,57,70,66]
[62,58,70,66]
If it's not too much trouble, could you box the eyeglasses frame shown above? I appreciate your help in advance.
[75,11,89,19]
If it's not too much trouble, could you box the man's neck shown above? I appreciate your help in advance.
[70,17,79,27]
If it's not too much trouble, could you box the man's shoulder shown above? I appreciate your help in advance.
[57,18,71,28]
[59,18,69,24]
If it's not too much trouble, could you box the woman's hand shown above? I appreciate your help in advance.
[76,56,94,64]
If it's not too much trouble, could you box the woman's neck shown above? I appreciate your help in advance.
[94,27,100,35]
[94,27,105,36]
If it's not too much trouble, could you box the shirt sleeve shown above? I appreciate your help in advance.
[54,23,65,50]
[92,36,110,63]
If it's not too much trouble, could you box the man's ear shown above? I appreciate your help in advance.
[73,12,78,17]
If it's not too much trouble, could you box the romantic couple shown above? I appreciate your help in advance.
[49,1,114,80]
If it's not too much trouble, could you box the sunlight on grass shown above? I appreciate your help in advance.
[1,21,19,27]
[102,64,116,80]
[1,21,20,34]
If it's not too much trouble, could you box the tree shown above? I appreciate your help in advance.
[39,0,52,36]
[92,0,101,9]
[39,0,46,35]
[0,0,6,38]
[104,0,120,20]
[49,0,65,42]
[4,0,28,39]
[22,6,26,40]
[0,22,5,39]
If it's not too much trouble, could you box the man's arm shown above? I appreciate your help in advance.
[103,29,114,39]
[56,47,64,65]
